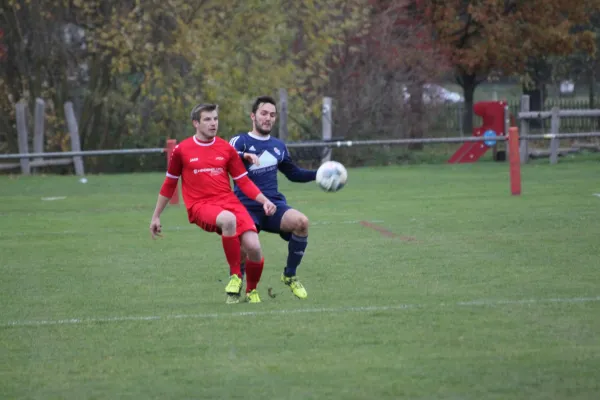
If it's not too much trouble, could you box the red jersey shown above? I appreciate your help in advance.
[164,136,252,208]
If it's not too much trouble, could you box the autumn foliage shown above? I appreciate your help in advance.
[415,0,600,132]
[1,0,600,168]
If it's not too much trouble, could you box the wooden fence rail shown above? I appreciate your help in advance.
[0,99,85,176]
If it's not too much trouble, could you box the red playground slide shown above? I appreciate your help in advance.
[448,101,508,164]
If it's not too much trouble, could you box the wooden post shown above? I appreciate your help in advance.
[165,139,179,205]
[519,95,530,164]
[457,103,464,137]
[278,88,288,141]
[64,101,85,176]
[15,101,31,175]
[549,106,560,165]
[322,96,332,163]
[504,103,510,160]
[508,127,521,196]
[33,98,45,169]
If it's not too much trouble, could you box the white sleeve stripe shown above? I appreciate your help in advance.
[229,136,239,147]
[231,172,248,180]
[166,172,179,179]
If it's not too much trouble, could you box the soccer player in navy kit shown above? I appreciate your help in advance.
[229,96,317,299]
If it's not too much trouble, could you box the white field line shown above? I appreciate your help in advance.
[41,196,67,201]
[3,296,599,328]
[4,220,384,237]
[593,193,600,198]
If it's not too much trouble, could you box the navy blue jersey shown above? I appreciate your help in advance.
[229,132,316,208]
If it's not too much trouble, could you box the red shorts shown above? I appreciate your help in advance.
[188,199,257,237]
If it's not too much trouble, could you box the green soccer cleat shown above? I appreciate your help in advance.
[225,274,242,295]
[245,289,261,303]
[281,274,308,299]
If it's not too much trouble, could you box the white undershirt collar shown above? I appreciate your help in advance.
[193,136,215,146]
[248,132,270,141]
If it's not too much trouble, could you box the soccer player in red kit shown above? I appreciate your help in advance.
[149,103,277,304]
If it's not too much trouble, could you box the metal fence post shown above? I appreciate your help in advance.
[64,102,85,176]
[509,127,521,195]
[519,95,530,164]
[549,107,560,165]
[33,98,46,171]
[322,97,332,163]
[15,101,31,175]
[504,103,510,160]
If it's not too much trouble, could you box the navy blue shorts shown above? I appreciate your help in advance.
[246,201,292,241]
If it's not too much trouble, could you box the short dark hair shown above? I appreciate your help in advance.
[251,96,277,114]
[190,103,218,122]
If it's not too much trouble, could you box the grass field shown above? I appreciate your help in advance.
[1,161,600,399]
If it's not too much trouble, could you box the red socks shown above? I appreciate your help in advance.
[245,258,264,292]
[221,235,241,278]
[222,234,264,292]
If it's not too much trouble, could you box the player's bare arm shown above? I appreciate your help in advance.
[153,146,181,240]
[150,194,171,239]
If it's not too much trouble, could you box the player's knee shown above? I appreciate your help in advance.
[294,214,309,234]
[245,246,262,261]
[216,211,236,234]
[244,240,262,261]
[241,233,262,261]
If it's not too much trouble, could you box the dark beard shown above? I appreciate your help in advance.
[256,125,272,135]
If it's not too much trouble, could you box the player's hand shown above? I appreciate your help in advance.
[243,152,260,165]
[263,200,277,216]
[150,217,163,239]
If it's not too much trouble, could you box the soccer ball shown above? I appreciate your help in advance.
[316,161,347,192]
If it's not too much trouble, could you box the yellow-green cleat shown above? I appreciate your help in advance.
[281,274,308,299]
[245,289,261,303]
[225,274,242,295]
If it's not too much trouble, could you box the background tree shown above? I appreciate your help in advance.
[565,12,600,108]
[323,0,449,158]
[0,0,367,172]
[0,0,197,171]
[418,0,600,134]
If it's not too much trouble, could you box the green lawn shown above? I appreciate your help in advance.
[1,161,600,399]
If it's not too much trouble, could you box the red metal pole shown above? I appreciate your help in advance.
[165,139,179,205]
[508,127,521,196]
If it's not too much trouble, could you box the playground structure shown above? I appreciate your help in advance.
[448,101,514,164]
[448,97,600,164]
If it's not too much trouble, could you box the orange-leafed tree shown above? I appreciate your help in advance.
[418,0,599,134]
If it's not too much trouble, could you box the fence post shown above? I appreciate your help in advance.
[519,95,530,164]
[15,101,31,175]
[508,127,521,195]
[549,106,560,165]
[64,102,86,176]
[504,103,510,160]
[278,88,288,141]
[457,103,464,137]
[165,139,179,205]
[33,98,45,169]
[322,96,332,163]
